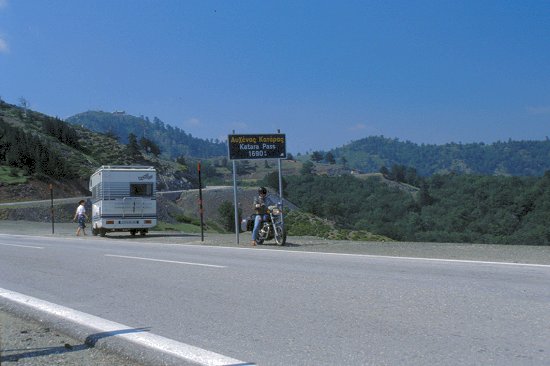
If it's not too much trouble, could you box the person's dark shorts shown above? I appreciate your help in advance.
[78,215,86,228]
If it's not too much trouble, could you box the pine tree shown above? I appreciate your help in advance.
[126,133,142,159]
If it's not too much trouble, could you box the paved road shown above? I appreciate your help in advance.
[1,225,549,365]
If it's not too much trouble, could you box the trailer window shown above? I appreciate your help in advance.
[130,183,153,197]
[91,185,99,200]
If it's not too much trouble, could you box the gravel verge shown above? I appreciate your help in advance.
[0,310,144,366]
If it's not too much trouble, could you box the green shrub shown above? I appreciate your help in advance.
[285,210,392,241]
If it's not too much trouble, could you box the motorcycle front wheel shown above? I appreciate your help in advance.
[274,225,286,245]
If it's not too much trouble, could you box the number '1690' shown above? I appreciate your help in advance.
[248,150,267,157]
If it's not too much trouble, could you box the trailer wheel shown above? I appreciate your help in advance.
[130,230,137,236]
[99,228,106,237]
[140,230,147,236]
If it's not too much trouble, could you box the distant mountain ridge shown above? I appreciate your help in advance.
[66,111,226,159]
[332,136,550,176]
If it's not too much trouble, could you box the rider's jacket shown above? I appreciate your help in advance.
[253,195,268,215]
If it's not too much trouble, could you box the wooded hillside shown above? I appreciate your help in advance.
[67,111,226,159]
[331,135,550,176]
[4,99,550,244]
[0,100,196,196]
[284,173,550,245]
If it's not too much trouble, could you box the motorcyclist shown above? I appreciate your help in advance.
[251,187,268,246]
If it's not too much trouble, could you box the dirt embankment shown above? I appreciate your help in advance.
[176,187,254,222]
[0,184,285,226]
[0,179,88,203]
[0,179,88,222]
[0,195,181,224]
[175,186,294,223]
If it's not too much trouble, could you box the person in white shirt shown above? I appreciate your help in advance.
[73,200,88,236]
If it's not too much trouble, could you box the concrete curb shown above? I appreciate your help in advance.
[0,288,255,366]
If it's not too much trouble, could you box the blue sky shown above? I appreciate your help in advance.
[1,0,549,154]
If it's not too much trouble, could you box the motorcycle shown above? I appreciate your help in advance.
[242,203,287,245]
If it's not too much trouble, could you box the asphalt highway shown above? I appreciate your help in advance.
[1,222,549,365]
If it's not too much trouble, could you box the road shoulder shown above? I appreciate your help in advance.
[0,308,143,366]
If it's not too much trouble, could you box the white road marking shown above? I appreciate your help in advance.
[0,242,44,249]
[180,244,550,269]
[302,251,550,268]
[105,254,226,268]
[381,255,550,268]
[0,288,253,366]
[1,232,548,269]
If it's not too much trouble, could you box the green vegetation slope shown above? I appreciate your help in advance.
[0,100,194,199]
[330,135,550,176]
[285,173,550,245]
[67,111,226,159]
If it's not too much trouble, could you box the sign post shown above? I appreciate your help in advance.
[232,159,239,244]
[198,162,204,242]
[277,153,284,230]
[227,133,287,244]
[49,184,54,234]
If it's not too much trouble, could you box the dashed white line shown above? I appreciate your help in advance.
[0,242,44,249]
[105,254,226,268]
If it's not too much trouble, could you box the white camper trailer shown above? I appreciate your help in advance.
[89,166,157,237]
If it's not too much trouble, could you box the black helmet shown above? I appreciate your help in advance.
[258,187,267,195]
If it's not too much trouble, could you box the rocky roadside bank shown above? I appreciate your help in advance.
[0,195,182,224]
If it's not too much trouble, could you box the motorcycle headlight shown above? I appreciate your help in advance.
[272,208,280,215]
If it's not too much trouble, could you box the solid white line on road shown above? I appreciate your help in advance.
[105,254,226,268]
[377,255,550,268]
[1,232,547,269]
[0,242,44,249]
[305,252,550,269]
[250,248,550,269]
[0,288,254,366]
[184,244,550,269]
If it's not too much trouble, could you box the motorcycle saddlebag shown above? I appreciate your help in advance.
[241,216,255,232]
